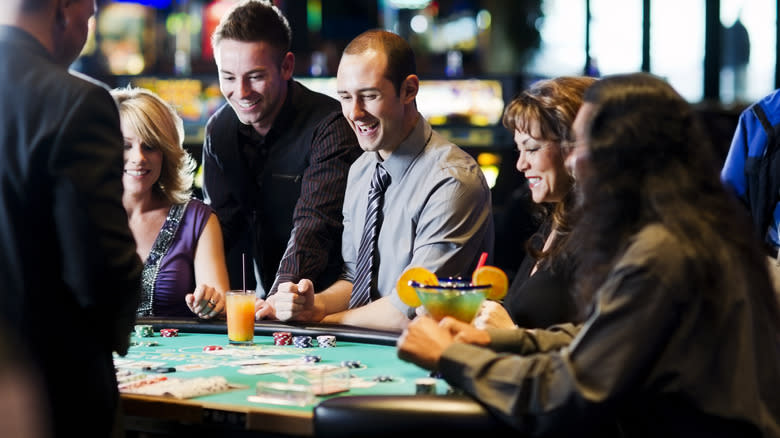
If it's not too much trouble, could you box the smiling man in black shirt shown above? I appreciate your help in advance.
[203,0,361,305]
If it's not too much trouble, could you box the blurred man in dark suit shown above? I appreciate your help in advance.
[0,0,143,436]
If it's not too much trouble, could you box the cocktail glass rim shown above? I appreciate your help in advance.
[409,278,492,291]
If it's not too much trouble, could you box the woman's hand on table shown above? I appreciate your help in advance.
[186,284,224,319]
[472,300,515,330]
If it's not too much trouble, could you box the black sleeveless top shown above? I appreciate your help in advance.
[502,220,579,329]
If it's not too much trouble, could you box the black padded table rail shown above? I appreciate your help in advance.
[135,317,400,346]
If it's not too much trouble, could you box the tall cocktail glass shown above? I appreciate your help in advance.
[226,290,255,345]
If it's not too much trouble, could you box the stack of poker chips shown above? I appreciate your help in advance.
[316,335,336,347]
[134,324,154,337]
[293,335,313,348]
[272,331,292,346]
[415,377,437,395]
[159,328,179,337]
[273,332,337,347]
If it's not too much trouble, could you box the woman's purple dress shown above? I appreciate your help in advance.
[137,198,214,317]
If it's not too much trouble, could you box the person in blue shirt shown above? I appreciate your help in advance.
[721,88,780,256]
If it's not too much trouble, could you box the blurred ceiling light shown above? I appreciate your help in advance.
[388,0,432,9]
[410,14,429,33]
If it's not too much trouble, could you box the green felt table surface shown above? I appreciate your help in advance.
[118,320,513,438]
[118,330,442,410]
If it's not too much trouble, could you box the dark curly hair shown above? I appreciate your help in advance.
[571,73,780,331]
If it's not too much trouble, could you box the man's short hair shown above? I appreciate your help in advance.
[343,29,416,96]
[211,0,292,64]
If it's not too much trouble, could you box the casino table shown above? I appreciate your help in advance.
[121,317,516,438]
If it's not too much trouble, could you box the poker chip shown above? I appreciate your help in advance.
[134,325,154,337]
[303,355,321,363]
[316,335,336,348]
[272,331,292,346]
[293,335,313,348]
[340,360,361,369]
[415,377,437,395]
[373,375,393,382]
[142,366,176,373]
[159,328,179,338]
[203,345,223,352]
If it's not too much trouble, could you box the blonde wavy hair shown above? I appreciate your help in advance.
[112,86,196,204]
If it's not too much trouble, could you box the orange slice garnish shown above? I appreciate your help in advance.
[471,265,509,300]
[396,266,438,307]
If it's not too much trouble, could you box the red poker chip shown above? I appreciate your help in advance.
[273,332,292,345]
[160,328,179,337]
[203,345,223,351]
[273,333,292,345]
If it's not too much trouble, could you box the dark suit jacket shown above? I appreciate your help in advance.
[0,26,142,436]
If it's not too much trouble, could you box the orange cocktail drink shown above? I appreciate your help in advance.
[226,290,255,344]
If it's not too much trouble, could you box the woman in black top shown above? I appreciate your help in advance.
[475,76,596,329]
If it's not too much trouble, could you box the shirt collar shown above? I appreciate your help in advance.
[374,115,432,183]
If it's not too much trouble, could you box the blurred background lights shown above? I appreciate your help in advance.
[476,9,491,30]
[388,0,432,9]
[307,0,323,33]
[477,152,501,189]
[125,54,146,75]
[410,14,429,33]
[430,16,477,51]
[115,0,171,8]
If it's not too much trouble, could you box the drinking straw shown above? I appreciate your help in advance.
[242,253,246,293]
[476,252,488,270]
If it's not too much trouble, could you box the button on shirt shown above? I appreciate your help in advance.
[341,117,494,316]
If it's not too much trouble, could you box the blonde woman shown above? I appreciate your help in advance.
[113,87,229,318]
